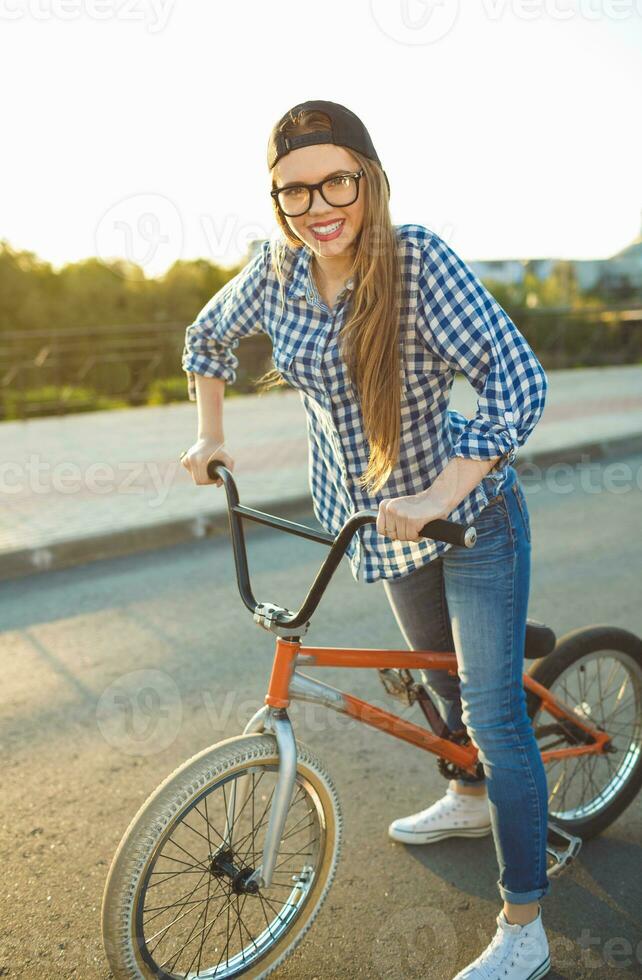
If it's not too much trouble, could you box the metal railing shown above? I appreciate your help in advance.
[1,307,640,421]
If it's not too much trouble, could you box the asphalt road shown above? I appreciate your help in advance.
[1,453,641,979]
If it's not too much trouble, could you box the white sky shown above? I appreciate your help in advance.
[2,0,641,277]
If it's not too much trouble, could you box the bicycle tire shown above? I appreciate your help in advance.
[526,625,642,839]
[101,732,342,978]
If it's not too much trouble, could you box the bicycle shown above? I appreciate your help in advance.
[102,458,642,979]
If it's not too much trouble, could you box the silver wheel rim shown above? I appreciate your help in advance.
[533,649,642,821]
[134,764,326,978]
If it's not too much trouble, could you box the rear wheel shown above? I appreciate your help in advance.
[101,733,342,978]
[527,625,642,839]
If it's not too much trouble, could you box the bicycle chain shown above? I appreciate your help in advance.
[437,731,485,782]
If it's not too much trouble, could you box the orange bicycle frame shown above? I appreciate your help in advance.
[265,638,613,776]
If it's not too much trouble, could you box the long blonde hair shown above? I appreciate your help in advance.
[256,108,403,496]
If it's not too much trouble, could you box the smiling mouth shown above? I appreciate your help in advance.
[309,219,345,240]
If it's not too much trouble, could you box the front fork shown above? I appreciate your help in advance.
[220,704,296,890]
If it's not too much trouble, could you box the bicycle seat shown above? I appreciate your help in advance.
[524,619,557,659]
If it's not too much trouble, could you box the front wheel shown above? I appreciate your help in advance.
[527,625,642,839]
[101,733,342,979]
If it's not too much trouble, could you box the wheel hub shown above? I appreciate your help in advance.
[209,847,260,894]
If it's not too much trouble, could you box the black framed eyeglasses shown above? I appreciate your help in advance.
[271,169,365,217]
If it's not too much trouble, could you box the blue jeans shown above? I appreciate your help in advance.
[381,465,550,905]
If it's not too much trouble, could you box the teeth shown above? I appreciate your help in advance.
[312,220,342,234]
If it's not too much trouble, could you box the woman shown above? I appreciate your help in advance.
[181,99,551,980]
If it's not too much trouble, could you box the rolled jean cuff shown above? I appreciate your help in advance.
[498,879,551,905]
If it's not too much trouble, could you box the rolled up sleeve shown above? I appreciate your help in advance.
[181,239,270,400]
[416,233,548,474]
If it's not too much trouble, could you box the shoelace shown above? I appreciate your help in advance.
[470,922,517,979]
[406,790,489,831]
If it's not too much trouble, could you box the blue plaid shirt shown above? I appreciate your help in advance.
[182,224,548,584]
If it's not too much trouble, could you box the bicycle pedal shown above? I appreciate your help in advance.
[546,819,583,878]
[377,668,417,705]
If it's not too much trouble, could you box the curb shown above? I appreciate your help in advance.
[2,432,642,585]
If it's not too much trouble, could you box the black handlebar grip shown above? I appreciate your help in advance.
[206,458,228,480]
[419,518,477,548]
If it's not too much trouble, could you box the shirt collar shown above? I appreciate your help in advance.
[287,245,355,300]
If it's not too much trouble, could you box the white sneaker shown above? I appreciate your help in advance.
[388,787,492,844]
[452,906,551,979]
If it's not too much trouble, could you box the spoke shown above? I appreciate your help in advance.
[178,815,223,851]
[256,891,278,945]
[577,752,589,808]
[230,769,268,831]
[195,876,213,976]
[580,663,602,709]
[238,813,314,867]
[155,892,239,972]
[158,835,210,875]
[595,660,606,723]
[235,812,315,871]
[234,891,262,960]
[231,775,298,857]
[603,750,619,783]
[230,813,274,870]
[601,658,621,703]
[146,874,222,933]
[222,781,233,850]
[601,715,638,731]
[251,773,256,868]
[195,794,215,978]
[165,879,215,977]
[232,784,309,870]
[149,853,204,871]
[144,896,209,922]
[547,761,566,804]
[280,814,315,842]
[259,880,303,891]
[602,695,635,726]
[259,891,290,924]
[591,756,608,797]
[581,755,599,804]
[232,784,276,857]
[146,866,210,889]
[235,891,245,967]
[192,768,267,855]
[229,784,307,858]
[146,868,211,946]
[144,871,229,929]
[576,665,587,708]
[558,756,570,811]
[210,893,233,974]
[270,849,314,858]
[274,840,318,873]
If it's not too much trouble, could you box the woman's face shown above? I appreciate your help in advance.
[272,143,366,261]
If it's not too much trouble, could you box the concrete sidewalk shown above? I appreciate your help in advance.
[1,364,641,583]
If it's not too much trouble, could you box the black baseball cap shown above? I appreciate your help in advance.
[267,99,390,196]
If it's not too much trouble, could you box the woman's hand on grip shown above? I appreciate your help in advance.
[180,437,234,487]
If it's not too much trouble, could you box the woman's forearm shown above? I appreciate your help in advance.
[195,375,226,442]
[423,455,501,514]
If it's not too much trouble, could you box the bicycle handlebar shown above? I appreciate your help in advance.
[206,458,477,634]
